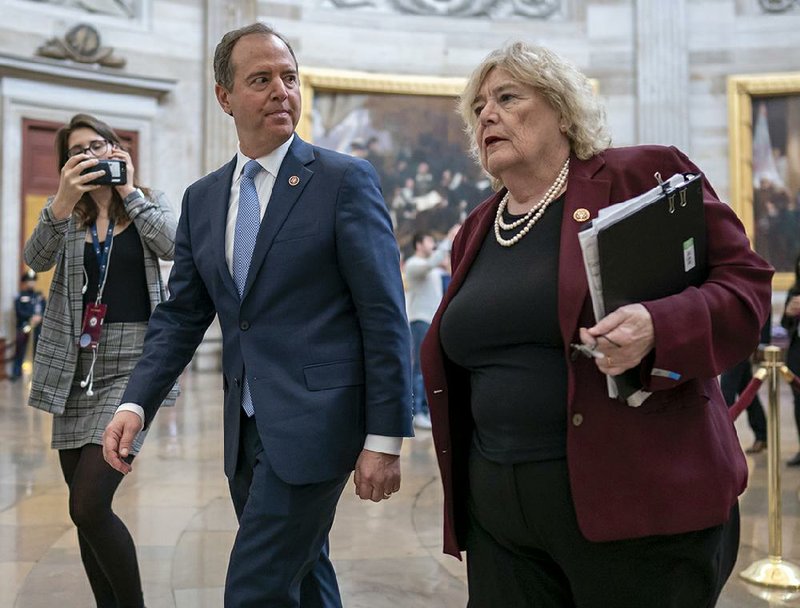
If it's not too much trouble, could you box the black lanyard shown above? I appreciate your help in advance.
[90,220,115,302]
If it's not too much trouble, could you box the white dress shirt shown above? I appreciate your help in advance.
[117,136,402,455]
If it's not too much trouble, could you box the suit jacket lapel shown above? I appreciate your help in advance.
[241,136,314,301]
[209,157,239,299]
[558,152,610,346]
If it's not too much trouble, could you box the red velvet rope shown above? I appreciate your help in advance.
[791,374,800,394]
[728,376,765,421]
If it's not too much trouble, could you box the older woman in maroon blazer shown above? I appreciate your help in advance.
[421,42,773,607]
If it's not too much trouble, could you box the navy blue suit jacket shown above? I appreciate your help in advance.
[122,136,413,483]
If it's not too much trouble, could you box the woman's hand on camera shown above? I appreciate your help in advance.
[110,146,136,199]
[51,155,103,220]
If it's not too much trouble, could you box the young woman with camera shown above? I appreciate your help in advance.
[23,113,178,608]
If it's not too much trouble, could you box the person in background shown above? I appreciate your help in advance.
[24,112,178,608]
[781,253,800,466]
[720,319,771,454]
[421,42,772,607]
[414,161,434,196]
[11,270,45,381]
[405,226,459,430]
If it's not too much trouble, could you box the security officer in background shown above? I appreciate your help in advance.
[11,270,45,381]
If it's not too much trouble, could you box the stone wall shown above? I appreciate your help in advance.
[265,0,800,198]
[2,0,800,342]
[0,0,205,340]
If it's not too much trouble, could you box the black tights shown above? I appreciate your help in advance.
[59,444,144,608]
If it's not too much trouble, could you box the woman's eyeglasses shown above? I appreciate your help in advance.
[67,139,111,158]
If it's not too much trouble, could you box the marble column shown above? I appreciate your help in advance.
[196,0,257,372]
[634,0,689,150]
[203,0,257,173]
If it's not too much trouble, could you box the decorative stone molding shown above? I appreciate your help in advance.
[759,0,798,12]
[328,0,560,18]
[0,53,175,99]
[36,23,126,68]
[22,0,137,19]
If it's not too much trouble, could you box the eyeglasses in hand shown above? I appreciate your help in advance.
[67,139,111,159]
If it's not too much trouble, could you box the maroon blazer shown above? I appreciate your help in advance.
[421,145,774,558]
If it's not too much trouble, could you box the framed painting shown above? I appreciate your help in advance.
[298,68,485,256]
[728,73,800,290]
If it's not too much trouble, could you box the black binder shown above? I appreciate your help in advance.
[598,173,707,315]
[579,173,707,403]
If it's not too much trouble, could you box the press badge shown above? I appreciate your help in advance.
[79,302,107,349]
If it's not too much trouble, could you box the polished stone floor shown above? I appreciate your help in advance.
[2,367,800,607]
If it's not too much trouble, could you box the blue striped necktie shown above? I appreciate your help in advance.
[233,159,262,417]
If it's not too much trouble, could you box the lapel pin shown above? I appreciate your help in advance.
[573,208,590,222]
[288,175,300,186]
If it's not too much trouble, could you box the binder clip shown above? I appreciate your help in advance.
[679,172,696,209]
[654,172,678,214]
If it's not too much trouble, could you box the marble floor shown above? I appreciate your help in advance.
[2,367,800,607]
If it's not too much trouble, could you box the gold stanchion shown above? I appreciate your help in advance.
[740,345,800,589]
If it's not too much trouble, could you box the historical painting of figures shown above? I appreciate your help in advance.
[297,69,489,256]
[729,73,800,288]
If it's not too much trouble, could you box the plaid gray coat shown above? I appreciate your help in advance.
[24,190,179,415]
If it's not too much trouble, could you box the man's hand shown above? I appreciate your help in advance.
[353,449,401,503]
[102,411,144,474]
[579,303,655,376]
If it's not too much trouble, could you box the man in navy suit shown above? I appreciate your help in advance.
[102,23,413,607]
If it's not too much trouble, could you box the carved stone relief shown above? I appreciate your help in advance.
[23,0,137,18]
[759,0,799,12]
[327,0,560,18]
[36,23,126,68]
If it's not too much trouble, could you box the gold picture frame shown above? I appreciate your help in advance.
[728,73,800,290]
[298,67,466,139]
[298,68,476,254]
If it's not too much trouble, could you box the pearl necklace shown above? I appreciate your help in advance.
[493,158,570,247]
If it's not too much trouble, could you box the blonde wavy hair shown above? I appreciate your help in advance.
[459,42,611,188]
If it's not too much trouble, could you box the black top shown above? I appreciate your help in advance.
[439,195,567,463]
[83,223,151,323]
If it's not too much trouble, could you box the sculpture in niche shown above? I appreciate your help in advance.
[327,0,560,18]
[36,23,127,68]
[24,0,136,18]
[759,0,799,12]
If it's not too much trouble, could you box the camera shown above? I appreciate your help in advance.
[81,159,127,186]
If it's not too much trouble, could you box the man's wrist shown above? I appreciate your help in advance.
[116,403,145,424]
[364,434,402,455]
